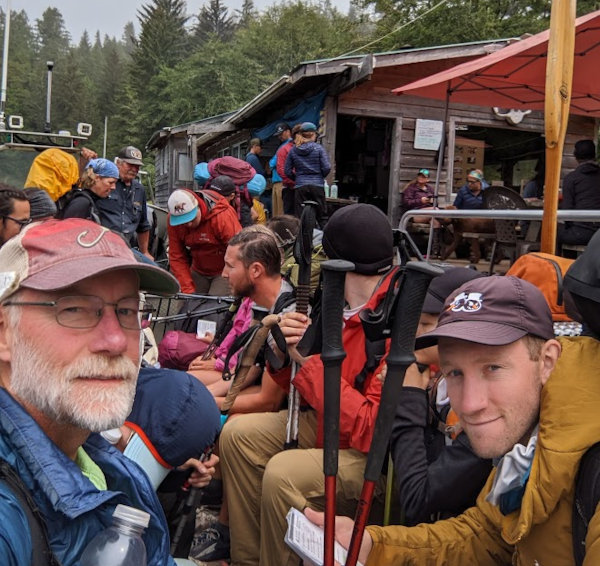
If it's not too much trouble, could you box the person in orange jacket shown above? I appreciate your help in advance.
[167,188,242,295]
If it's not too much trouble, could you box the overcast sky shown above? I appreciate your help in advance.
[6,0,351,43]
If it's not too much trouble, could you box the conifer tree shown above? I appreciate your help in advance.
[195,0,235,42]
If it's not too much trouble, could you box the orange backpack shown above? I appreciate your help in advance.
[506,252,575,321]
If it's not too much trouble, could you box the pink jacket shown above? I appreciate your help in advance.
[214,297,254,371]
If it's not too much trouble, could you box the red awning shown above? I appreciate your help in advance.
[393,10,600,117]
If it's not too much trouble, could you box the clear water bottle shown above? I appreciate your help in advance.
[330,180,338,199]
[80,504,150,566]
[323,179,330,198]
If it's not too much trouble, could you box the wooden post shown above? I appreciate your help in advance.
[542,0,576,253]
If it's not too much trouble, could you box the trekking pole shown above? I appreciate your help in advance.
[169,447,214,556]
[220,307,280,415]
[345,261,442,566]
[320,259,355,566]
[202,297,242,361]
[284,201,317,449]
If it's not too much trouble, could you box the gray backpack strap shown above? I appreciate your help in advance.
[0,458,60,565]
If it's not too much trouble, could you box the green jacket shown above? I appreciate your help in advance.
[367,336,600,565]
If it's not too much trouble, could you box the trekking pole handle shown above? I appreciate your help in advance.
[320,259,355,474]
[345,261,442,566]
[220,314,280,415]
[320,259,354,566]
[365,261,442,481]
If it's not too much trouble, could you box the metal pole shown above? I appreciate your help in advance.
[0,0,11,131]
[103,115,108,158]
[44,61,54,133]
[425,82,450,261]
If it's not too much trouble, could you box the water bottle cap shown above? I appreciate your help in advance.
[113,504,150,529]
[100,428,122,445]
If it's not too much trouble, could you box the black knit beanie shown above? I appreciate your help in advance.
[322,203,393,275]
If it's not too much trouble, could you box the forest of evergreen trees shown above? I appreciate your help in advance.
[1,0,598,164]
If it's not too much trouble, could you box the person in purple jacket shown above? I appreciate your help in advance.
[284,122,331,226]
[402,168,436,211]
[402,169,442,256]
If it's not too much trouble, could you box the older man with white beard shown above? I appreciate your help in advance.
[0,218,180,566]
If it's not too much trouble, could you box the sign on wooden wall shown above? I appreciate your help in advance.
[414,119,443,150]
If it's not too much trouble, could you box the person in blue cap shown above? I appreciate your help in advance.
[60,158,120,223]
[284,121,331,226]
[107,367,221,491]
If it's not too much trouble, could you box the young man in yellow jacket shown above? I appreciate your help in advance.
[306,273,600,566]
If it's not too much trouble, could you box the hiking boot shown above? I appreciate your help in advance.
[190,522,231,562]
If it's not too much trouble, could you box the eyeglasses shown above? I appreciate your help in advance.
[2,295,154,330]
[3,216,32,229]
[467,179,480,185]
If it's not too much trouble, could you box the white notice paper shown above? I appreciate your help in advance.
[414,119,444,150]
[196,319,217,339]
[284,507,363,566]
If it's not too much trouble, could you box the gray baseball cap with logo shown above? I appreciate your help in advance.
[117,146,144,166]
[416,275,554,349]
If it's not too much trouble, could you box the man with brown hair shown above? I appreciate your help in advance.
[0,185,31,247]
[306,274,600,566]
[219,204,398,566]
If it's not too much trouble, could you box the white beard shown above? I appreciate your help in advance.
[10,331,138,432]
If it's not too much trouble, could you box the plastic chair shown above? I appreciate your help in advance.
[483,187,528,274]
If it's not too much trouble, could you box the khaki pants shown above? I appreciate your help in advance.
[190,270,231,296]
[271,182,284,217]
[220,410,381,566]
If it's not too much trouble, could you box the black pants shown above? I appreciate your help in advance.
[282,186,295,215]
[557,223,598,247]
[294,184,327,227]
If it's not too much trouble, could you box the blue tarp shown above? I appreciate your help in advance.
[252,90,327,140]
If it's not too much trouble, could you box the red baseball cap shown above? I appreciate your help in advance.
[0,218,179,301]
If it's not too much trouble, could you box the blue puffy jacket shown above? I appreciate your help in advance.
[284,142,331,188]
[0,389,175,566]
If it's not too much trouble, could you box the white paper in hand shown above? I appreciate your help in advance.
[284,507,363,566]
[196,319,217,339]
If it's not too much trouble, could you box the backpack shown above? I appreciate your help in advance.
[573,441,600,566]
[506,252,575,321]
[281,243,327,297]
[0,458,58,565]
[24,148,79,202]
[55,189,101,224]
[207,156,255,188]
[157,330,210,370]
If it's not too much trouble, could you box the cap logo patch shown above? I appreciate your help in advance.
[129,148,142,160]
[77,227,109,248]
[174,202,187,214]
[449,291,483,312]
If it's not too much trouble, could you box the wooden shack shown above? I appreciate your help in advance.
[148,39,597,224]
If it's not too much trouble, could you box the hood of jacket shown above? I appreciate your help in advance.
[576,161,600,175]
[294,141,320,156]
[193,189,234,221]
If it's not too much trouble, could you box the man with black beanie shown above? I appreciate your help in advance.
[557,138,600,250]
[219,204,397,566]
